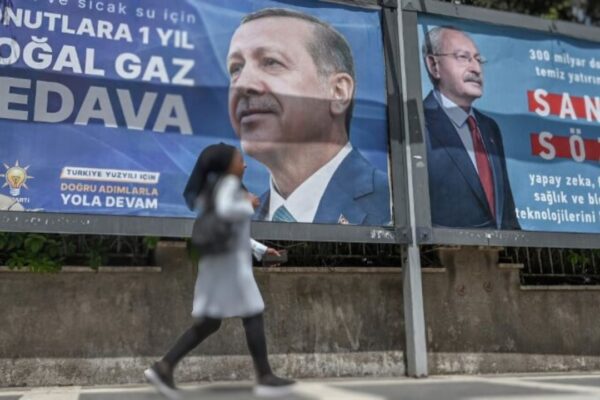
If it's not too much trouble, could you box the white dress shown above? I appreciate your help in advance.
[191,175,267,319]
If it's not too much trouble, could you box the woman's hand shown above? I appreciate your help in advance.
[247,192,261,210]
[265,248,281,257]
[264,248,282,267]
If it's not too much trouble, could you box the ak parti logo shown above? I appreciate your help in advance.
[1,161,34,197]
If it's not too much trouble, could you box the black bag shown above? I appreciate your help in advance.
[190,182,235,255]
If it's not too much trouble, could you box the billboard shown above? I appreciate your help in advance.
[417,13,599,235]
[0,0,393,230]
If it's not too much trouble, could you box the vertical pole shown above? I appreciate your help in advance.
[396,5,429,378]
[403,245,428,377]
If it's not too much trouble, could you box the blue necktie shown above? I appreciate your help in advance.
[272,206,296,222]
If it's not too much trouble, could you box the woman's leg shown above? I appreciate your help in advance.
[242,313,295,396]
[163,317,222,369]
[241,313,272,378]
[145,317,222,398]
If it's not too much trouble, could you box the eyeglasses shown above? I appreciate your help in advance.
[432,51,487,65]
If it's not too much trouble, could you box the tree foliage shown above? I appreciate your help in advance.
[445,0,600,26]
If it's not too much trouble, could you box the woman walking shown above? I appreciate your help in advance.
[145,143,295,399]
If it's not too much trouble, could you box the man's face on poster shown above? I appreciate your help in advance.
[427,29,484,107]
[227,17,334,163]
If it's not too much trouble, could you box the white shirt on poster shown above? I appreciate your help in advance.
[267,143,353,222]
[434,90,479,172]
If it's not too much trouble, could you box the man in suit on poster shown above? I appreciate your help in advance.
[422,26,520,230]
[226,8,391,225]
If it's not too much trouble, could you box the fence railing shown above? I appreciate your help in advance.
[499,247,600,285]
[3,232,598,284]
[258,241,405,268]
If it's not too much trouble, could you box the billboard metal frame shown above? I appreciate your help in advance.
[400,0,600,250]
[0,0,410,245]
[2,0,598,378]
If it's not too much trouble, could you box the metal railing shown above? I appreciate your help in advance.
[257,241,405,268]
[500,247,600,285]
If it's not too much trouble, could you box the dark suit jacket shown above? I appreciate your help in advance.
[254,148,391,225]
[424,91,520,230]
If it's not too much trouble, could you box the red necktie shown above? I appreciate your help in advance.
[467,115,495,218]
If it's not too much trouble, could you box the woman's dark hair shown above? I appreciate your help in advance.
[183,143,238,210]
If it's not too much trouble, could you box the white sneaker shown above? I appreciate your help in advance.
[144,363,181,400]
[254,374,296,398]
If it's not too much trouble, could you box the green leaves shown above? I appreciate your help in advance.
[0,233,64,273]
[83,236,109,270]
[142,236,159,250]
[447,0,599,25]
[24,234,47,255]
[0,233,160,273]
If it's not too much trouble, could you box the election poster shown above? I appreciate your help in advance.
[417,14,599,234]
[0,0,392,226]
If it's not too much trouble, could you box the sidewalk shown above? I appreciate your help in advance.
[2,373,600,399]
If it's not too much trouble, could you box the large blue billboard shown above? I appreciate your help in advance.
[0,0,392,226]
[418,14,599,234]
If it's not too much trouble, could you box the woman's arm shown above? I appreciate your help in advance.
[251,239,282,264]
[250,239,268,260]
[214,176,254,221]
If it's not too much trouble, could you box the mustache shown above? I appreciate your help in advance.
[464,73,483,84]
[235,95,280,121]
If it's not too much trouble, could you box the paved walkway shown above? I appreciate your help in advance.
[2,374,600,399]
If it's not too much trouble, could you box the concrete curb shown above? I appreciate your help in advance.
[429,352,600,375]
[5,352,600,388]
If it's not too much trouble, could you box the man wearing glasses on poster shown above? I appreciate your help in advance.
[422,26,520,230]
